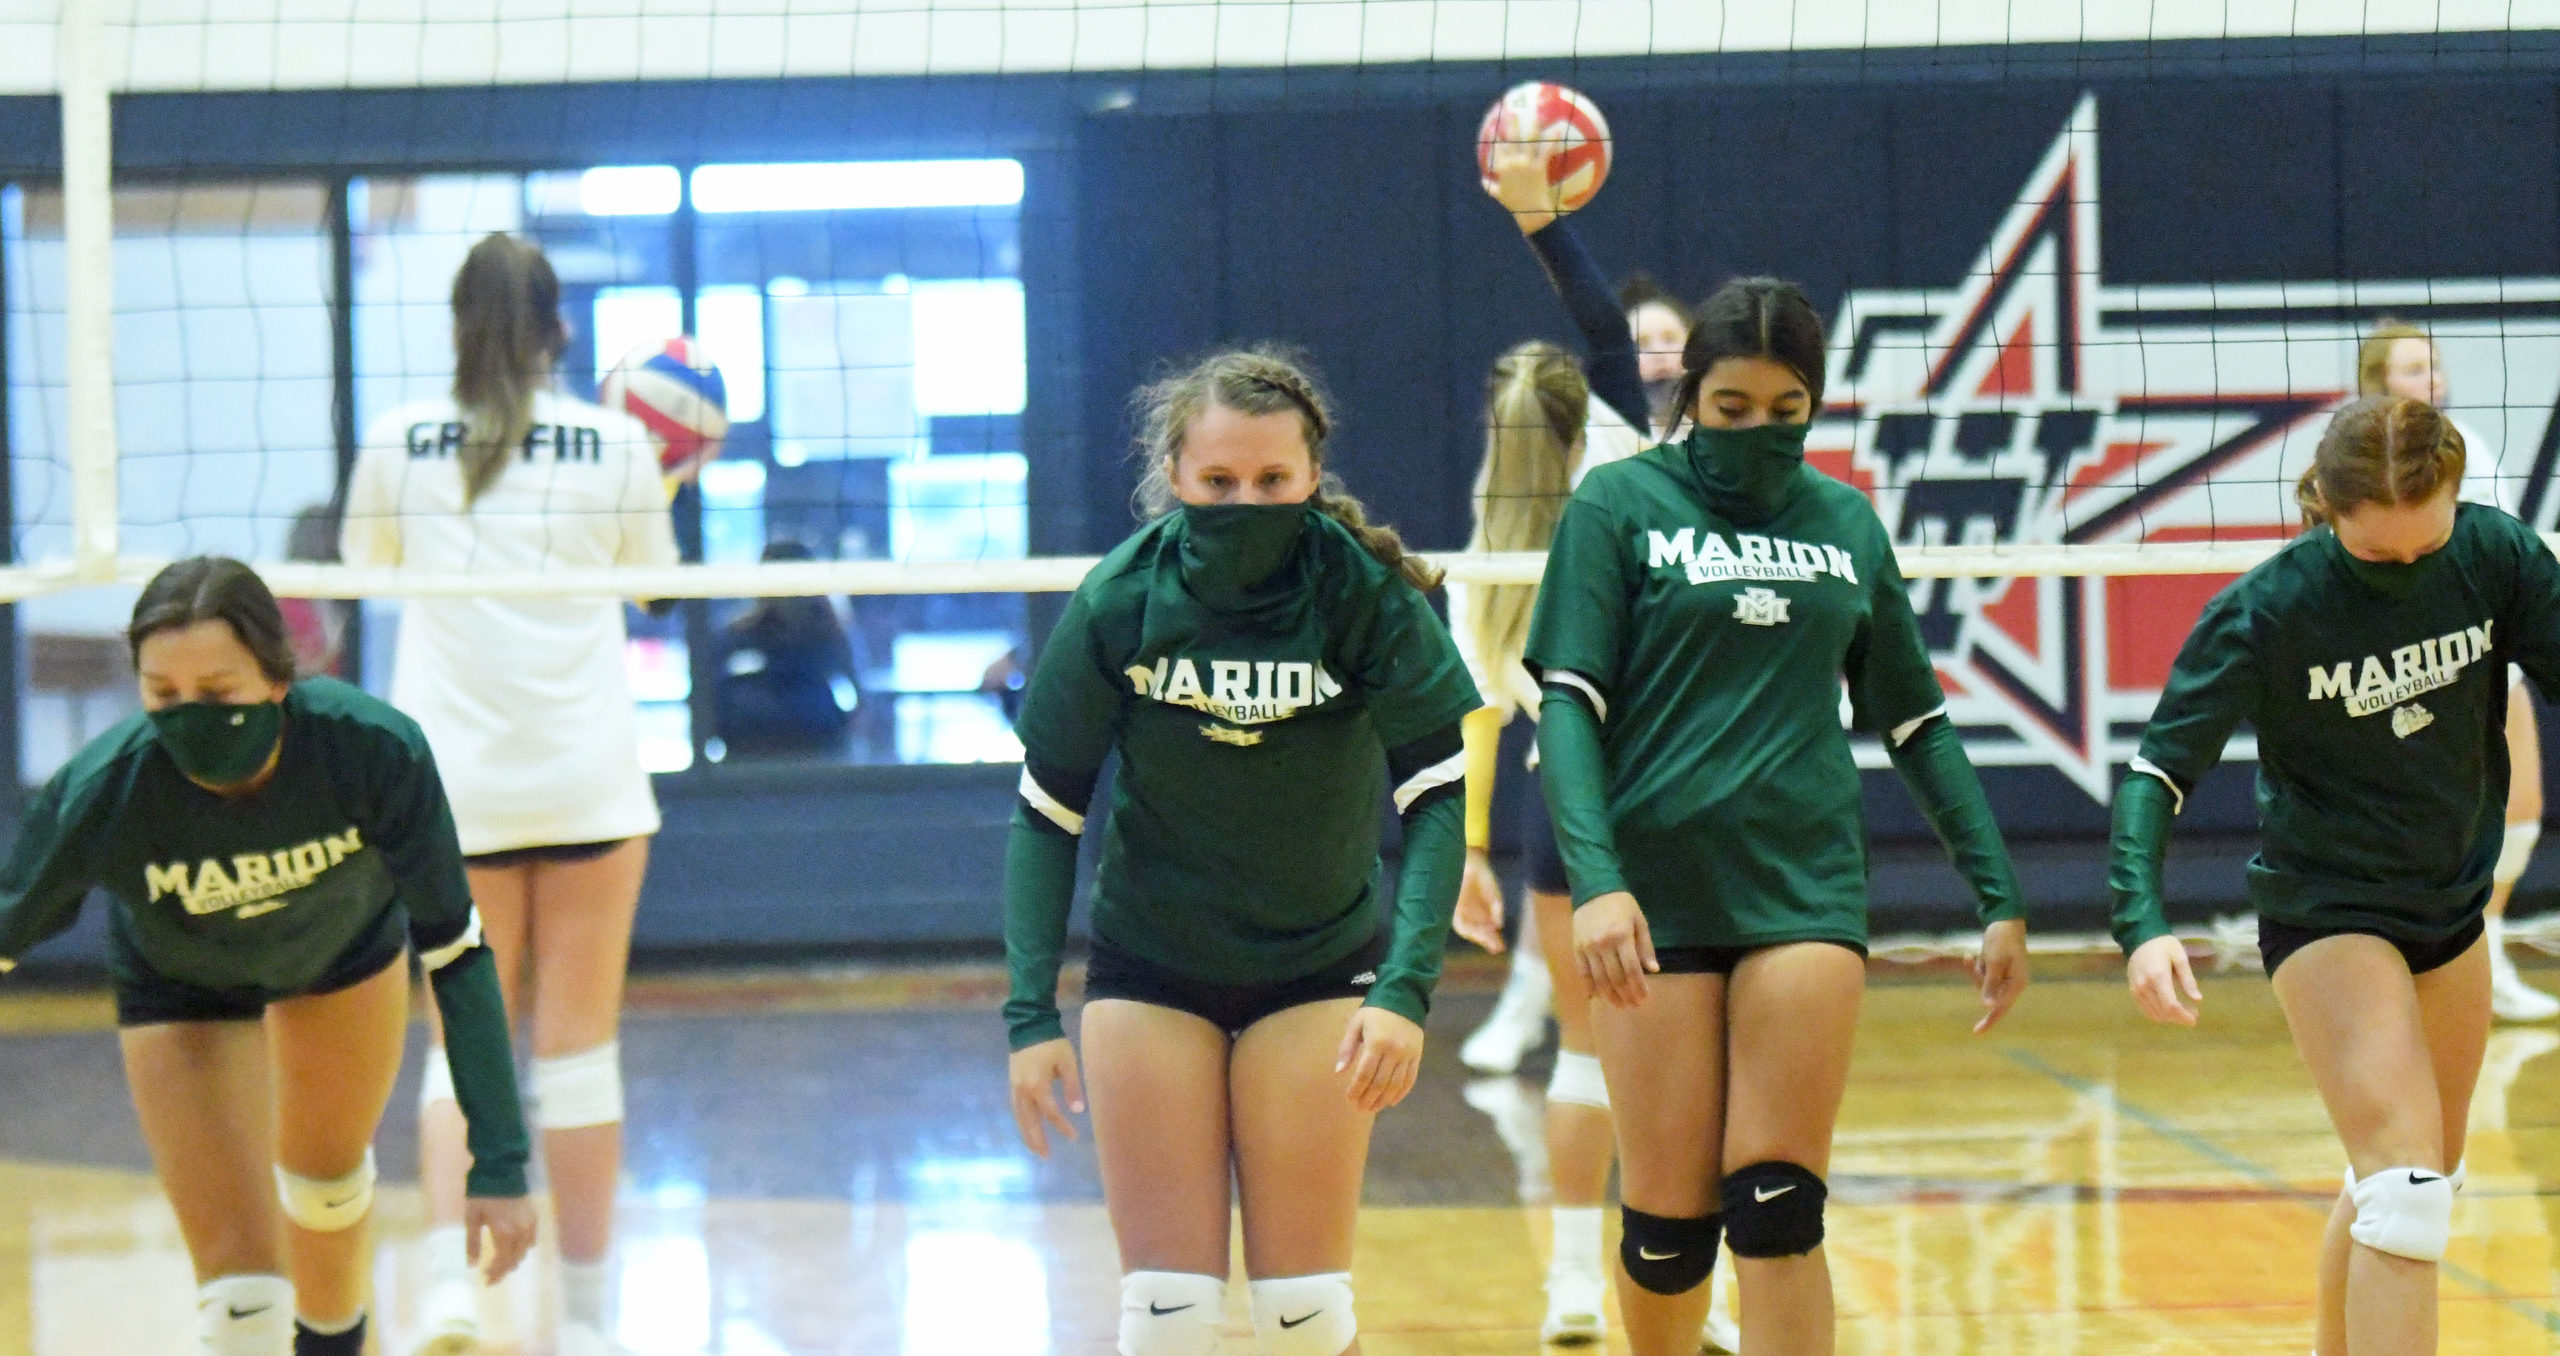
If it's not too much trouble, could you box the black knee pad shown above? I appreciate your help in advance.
[1618,1206,1723,1295]
[1721,1161,1827,1258]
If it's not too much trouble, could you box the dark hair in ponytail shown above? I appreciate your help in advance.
[451,233,566,505]
[129,556,297,683]
[1665,277,1827,438]
[1132,346,1442,591]
[2297,395,2466,529]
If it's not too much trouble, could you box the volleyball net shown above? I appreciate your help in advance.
[11,3,2560,956]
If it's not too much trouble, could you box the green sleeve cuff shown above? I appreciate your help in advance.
[1536,689,1629,904]
[2109,772,2179,955]
[1003,813,1080,1050]
[1371,791,1465,1025]
[426,946,531,1198]
[1886,717,2026,926]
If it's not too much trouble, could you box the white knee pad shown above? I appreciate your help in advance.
[2347,1166,2455,1262]
[2498,822,2541,885]
[533,1041,624,1130]
[417,1046,456,1113]
[198,1274,292,1356]
[1250,1273,1354,1356]
[1546,1049,1610,1110]
[1118,1271,1224,1356]
[275,1149,376,1234]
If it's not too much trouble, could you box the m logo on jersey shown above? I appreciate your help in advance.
[145,827,365,918]
[1809,94,2560,801]
[1733,588,1792,627]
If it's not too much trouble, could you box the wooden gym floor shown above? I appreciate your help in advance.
[0,956,2556,1354]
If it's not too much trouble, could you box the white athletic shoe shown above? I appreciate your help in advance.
[1462,1076,1552,1201]
[405,1276,480,1356]
[2490,926,2560,1021]
[1539,1267,1605,1346]
[1700,1285,1742,1354]
[1461,960,1553,1074]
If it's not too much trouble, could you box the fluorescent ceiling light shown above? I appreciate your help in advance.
[691,160,1024,214]
[579,165,681,216]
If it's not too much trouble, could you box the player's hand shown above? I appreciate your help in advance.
[1335,1006,1425,1112]
[1007,1037,1086,1157]
[2126,935,2203,1026]
[1972,917,2030,1034]
[1452,849,1508,953]
[1485,138,1565,235]
[1573,891,1658,1008]
[462,1194,538,1283]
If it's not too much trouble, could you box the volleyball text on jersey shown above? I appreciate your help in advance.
[404,421,605,464]
[2307,620,2494,719]
[1645,527,1861,588]
[144,827,365,919]
[1123,655,1345,726]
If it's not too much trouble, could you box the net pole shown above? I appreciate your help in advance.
[58,0,117,582]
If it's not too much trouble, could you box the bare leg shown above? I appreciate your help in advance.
[265,959,410,1326]
[1233,997,1375,1356]
[121,1019,281,1283]
[1080,1000,1235,1277]
[1589,973,1726,1356]
[525,838,649,1266]
[1536,890,1613,1209]
[2275,934,2470,1356]
[1722,944,1864,1356]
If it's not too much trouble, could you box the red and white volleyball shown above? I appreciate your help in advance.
[601,336,730,481]
[1475,81,1612,212]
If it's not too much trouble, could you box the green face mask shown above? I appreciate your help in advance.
[2326,528,2447,600]
[149,699,283,787]
[1685,421,1812,525]
[1180,501,1311,608]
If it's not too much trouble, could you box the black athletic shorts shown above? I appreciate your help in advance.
[464,837,628,869]
[1084,930,1389,1037]
[2257,913,2485,980]
[1518,761,1570,897]
[113,932,407,1028]
[1653,937,1870,977]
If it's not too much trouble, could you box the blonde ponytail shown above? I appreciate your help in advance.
[1464,342,1584,684]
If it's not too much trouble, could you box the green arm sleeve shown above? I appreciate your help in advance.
[1002,588,1124,1049]
[2501,512,2560,700]
[1371,789,1466,1026]
[0,772,96,972]
[1001,812,1080,1050]
[426,945,532,1198]
[2108,772,2179,955]
[1885,716,2025,926]
[1537,686,1629,904]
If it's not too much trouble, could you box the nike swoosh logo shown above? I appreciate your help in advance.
[1636,1247,1679,1261]
[1148,1303,1194,1316]
[227,1305,271,1320]
[2410,1173,2443,1184]
[1754,1184,1797,1202]
[324,1191,362,1209]
[1280,1312,1320,1329]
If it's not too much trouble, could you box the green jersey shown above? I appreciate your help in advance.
[2113,505,2560,952]
[1003,507,1483,1048]
[1525,435,2022,949]
[0,678,531,1195]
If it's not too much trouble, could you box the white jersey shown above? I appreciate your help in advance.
[344,390,680,855]
[1448,400,1648,722]
[2456,417,2516,513]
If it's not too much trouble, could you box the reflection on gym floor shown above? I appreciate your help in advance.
[0,966,2554,1353]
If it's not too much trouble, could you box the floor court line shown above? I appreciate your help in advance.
[2006,1045,2560,1334]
